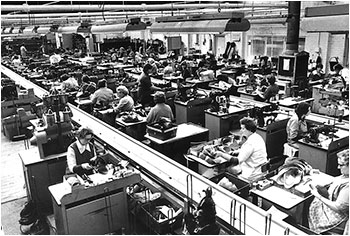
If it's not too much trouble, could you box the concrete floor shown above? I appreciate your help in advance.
[1,131,31,234]
[0,131,58,235]
[1,132,28,203]
[0,131,171,235]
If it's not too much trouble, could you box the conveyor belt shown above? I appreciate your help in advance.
[1,64,307,235]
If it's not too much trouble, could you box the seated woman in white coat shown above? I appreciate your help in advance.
[215,117,268,180]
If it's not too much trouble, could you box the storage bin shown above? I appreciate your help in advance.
[137,198,183,234]
[147,125,177,141]
[198,161,226,179]
[210,172,250,199]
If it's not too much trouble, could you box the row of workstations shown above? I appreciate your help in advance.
[5,54,349,180]
[2,64,312,235]
[3,58,349,234]
[9,54,350,181]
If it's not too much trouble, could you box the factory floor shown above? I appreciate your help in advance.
[0,131,49,235]
[0,132,184,235]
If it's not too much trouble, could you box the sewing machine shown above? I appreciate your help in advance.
[304,124,338,144]
[250,103,279,127]
[31,91,74,159]
[176,83,198,102]
[208,90,229,113]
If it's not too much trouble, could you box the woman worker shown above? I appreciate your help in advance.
[215,117,268,180]
[256,74,280,102]
[114,85,134,117]
[286,102,311,151]
[91,79,114,108]
[137,63,161,107]
[308,149,349,235]
[180,61,192,81]
[146,91,174,124]
[66,127,96,176]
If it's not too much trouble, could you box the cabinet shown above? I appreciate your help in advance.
[299,135,349,176]
[205,109,249,140]
[66,191,124,235]
[19,148,67,214]
[256,118,289,158]
[174,97,212,126]
[277,52,309,84]
[49,173,141,235]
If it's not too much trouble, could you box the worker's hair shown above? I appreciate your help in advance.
[295,102,310,120]
[77,127,93,139]
[337,149,349,166]
[267,74,276,85]
[97,79,107,89]
[82,75,90,83]
[154,91,166,104]
[316,63,323,69]
[240,117,257,133]
[143,63,153,73]
[60,74,69,82]
[217,74,229,83]
[116,85,129,95]
[333,63,343,71]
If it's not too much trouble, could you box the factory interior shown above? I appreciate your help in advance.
[1,1,349,235]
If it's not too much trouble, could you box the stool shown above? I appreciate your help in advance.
[283,143,298,157]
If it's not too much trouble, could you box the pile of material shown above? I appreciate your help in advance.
[218,177,238,192]
[121,111,140,123]
[274,157,312,189]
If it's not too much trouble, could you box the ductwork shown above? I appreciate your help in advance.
[3,27,13,34]
[23,26,37,34]
[57,24,91,34]
[150,18,250,34]
[57,25,80,34]
[249,17,287,25]
[37,26,51,35]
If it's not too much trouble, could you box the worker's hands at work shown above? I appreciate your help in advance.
[309,184,321,198]
[81,163,93,170]
[90,156,98,163]
[309,183,329,199]
[213,150,239,166]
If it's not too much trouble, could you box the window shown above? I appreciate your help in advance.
[252,39,265,56]
[249,36,286,59]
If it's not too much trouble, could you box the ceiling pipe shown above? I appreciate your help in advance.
[2,7,275,19]
[1,8,288,26]
[249,18,287,25]
[2,14,289,28]
[2,3,288,13]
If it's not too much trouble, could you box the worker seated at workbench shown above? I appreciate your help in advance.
[91,79,114,110]
[256,74,280,103]
[324,63,348,90]
[114,85,134,118]
[66,127,97,177]
[216,74,239,96]
[76,75,96,99]
[308,149,349,235]
[214,117,268,181]
[308,63,325,85]
[146,91,174,124]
